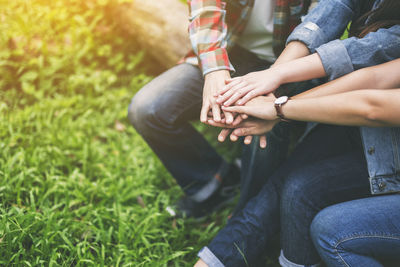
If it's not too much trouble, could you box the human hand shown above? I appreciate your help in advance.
[208,118,278,148]
[217,127,268,149]
[222,95,278,120]
[200,70,234,124]
[216,68,282,106]
[229,118,278,138]
[204,110,245,127]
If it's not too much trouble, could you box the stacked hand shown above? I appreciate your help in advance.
[200,70,235,124]
[201,69,282,148]
[208,95,279,148]
[216,68,281,106]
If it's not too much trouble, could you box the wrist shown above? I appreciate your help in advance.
[276,64,291,85]
[274,96,291,122]
[267,67,285,87]
[204,70,231,98]
[205,69,230,81]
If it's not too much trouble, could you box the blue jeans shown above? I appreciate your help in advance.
[128,45,295,201]
[311,195,400,267]
[199,125,372,267]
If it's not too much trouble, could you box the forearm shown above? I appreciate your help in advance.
[216,51,326,106]
[283,89,400,127]
[273,41,310,66]
[273,53,326,84]
[292,59,400,100]
[293,68,377,100]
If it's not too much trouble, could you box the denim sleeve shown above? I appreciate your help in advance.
[286,0,360,52]
[316,25,400,80]
[198,247,225,267]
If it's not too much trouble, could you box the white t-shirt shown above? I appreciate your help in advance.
[236,0,276,63]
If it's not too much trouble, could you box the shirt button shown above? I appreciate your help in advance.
[378,182,386,191]
[368,147,375,155]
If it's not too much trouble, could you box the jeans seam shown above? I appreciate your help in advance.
[333,234,400,267]
[391,128,400,172]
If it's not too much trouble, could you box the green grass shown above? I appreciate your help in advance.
[1,82,233,266]
[0,0,239,265]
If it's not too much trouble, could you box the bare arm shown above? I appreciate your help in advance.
[222,59,400,129]
[283,89,400,127]
[217,53,326,106]
[222,88,400,135]
[214,40,321,107]
[273,41,311,66]
[293,59,400,100]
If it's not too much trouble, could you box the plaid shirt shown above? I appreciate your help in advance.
[184,0,314,75]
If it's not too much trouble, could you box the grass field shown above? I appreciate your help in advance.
[0,0,240,266]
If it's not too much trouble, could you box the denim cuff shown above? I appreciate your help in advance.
[279,251,321,267]
[198,246,225,267]
[315,39,354,81]
[369,175,400,195]
[286,22,327,53]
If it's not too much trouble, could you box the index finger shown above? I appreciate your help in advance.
[223,110,234,124]
[218,129,231,142]
[200,103,211,123]
[259,135,267,149]
[218,77,242,96]
[212,103,222,122]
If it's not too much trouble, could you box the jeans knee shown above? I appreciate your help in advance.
[127,85,160,133]
[128,94,148,132]
[310,208,337,252]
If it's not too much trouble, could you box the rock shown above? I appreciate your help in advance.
[114,0,191,72]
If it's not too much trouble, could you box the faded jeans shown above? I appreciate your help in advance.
[311,194,400,267]
[199,125,373,267]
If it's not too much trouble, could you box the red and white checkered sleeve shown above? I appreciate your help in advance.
[188,0,234,76]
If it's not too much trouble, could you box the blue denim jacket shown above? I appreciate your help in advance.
[287,0,400,195]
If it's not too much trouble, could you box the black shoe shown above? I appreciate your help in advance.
[171,163,240,220]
